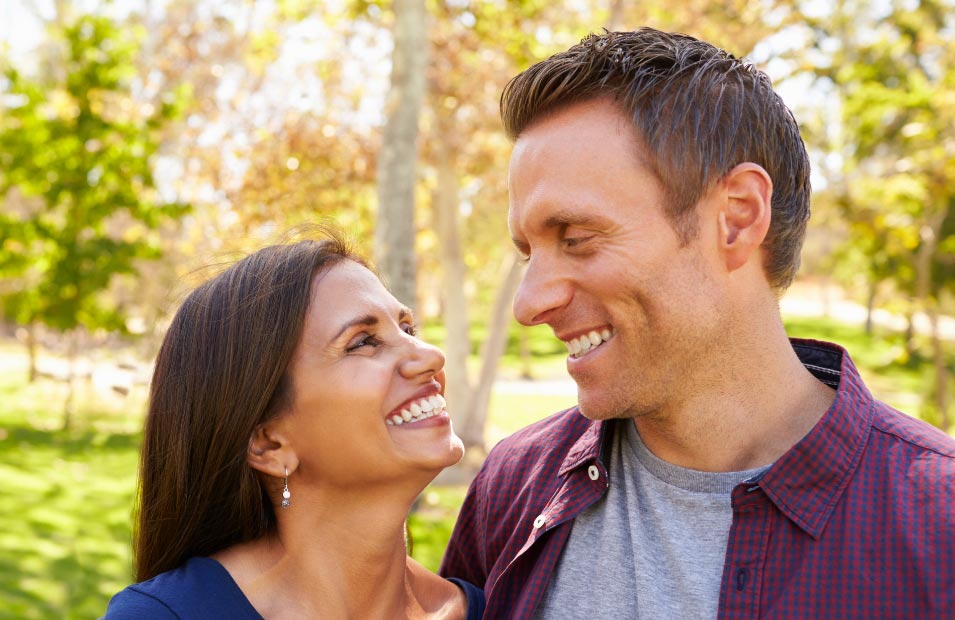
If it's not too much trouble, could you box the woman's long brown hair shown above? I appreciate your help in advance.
[134,233,363,581]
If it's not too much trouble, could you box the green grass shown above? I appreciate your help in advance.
[0,312,950,615]
[408,486,468,572]
[0,373,142,620]
[0,428,139,619]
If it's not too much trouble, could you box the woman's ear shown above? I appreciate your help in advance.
[717,162,773,273]
[248,422,298,478]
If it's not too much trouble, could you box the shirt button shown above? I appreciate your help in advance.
[533,514,546,529]
[588,465,600,480]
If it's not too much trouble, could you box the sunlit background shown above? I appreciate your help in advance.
[1,1,953,617]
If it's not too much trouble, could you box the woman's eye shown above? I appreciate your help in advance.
[345,335,380,352]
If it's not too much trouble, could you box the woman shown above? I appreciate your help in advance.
[104,233,483,619]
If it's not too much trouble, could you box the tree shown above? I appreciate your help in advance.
[798,0,955,430]
[417,0,594,448]
[0,13,188,427]
[375,0,428,308]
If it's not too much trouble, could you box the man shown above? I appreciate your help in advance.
[440,28,955,619]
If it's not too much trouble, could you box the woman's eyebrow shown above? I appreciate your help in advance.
[330,305,414,344]
[330,315,378,343]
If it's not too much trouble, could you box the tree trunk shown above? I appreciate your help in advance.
[459,254,525,449]
[606,0,625,30]
[374,0,428,309]
[821,273,832,319]
[914,209,948,427]
[62,330,77,431]
[864,278,877,335]
[24,324,38,383]
[519,327,533,380]
[433,145,472,430]
[904,310,916,358]
[928,309,950,432]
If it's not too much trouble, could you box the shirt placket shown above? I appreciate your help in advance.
[719,483,773,620]
[489,459,609,618]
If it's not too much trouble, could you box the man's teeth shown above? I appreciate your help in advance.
[386,394,447,426]
[564,328,614,358]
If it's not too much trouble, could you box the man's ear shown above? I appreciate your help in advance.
[717,162,773,273]
[248,422,298,479]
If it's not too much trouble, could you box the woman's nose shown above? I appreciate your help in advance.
[399,337,446,380]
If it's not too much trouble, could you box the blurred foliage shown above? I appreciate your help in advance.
[0,1,954,614]
[0,0,949,348]
[794,0,955,422]
[800,0,955,300]
[0,14,189,336]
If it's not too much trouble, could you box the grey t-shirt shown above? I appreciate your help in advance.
[533,420,770,619]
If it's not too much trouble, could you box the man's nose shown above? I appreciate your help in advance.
[512,255,573,327]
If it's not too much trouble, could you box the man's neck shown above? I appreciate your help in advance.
[633,319,836,472]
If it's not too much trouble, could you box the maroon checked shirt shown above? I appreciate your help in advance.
[440,339,955,619]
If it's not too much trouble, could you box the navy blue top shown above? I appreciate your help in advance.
[104,556,486,619]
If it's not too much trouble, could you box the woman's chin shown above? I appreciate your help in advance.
[423,442,466,473]
[397,442,466,485]
[390,422,464,465]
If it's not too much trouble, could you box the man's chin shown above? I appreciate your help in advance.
[576,397,629,421]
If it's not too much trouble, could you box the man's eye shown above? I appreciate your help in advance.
[563,235,592,248]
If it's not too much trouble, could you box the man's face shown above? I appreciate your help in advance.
[508,98,728,421]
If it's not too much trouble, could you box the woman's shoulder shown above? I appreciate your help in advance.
[103,557,261,620]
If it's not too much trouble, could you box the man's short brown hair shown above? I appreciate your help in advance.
[501,28,811,291]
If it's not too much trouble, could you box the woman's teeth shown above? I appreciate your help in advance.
[386,394,447,426]
[564,328,614,358]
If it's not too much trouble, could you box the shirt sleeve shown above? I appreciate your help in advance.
[446,577,487,620]
[102,587,181,620]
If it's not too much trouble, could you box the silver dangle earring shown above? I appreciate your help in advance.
[282,467,291,508]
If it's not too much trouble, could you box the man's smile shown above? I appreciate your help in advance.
[561,327,615,358]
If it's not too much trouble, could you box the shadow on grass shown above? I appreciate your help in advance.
[0,417,140,620]
[4,425,141,454]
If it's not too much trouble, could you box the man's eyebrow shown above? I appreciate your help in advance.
[510,209,608,253]
[542,210,603,229]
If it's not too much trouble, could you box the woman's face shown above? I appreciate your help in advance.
[279,260,464,488]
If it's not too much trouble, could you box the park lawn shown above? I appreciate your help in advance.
[0,372,141,620]
[0,313,949,618]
